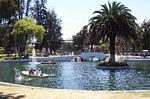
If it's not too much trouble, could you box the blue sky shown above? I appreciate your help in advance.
[46,0,150,39]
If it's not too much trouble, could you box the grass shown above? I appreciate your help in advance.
[0,53,63,61]
[0,54,22,60]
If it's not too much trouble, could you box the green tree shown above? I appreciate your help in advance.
[0,0,26,54]
[86,25,100,51]
[30,0,47,25]
[141,20,150,51]
[0,0,19,20]
[73,25,88,51]
[46,10,62,53]
[17,0,25,19]
[63,42,74,52]
[31,1,62,53]
[89,1,137,64]
[0,25,14,53]
[11,17,45,55]
[0,0,25,24]
[72,34,83,51]
[25,0,32,16]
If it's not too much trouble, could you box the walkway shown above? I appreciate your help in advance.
[0,82,149,99]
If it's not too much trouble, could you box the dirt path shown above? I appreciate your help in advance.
[0,83,150,99]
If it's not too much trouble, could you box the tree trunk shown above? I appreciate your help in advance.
[90,43,94,52]
[109,36,116,64]
[26,0,32,16]
[45,47,48,54]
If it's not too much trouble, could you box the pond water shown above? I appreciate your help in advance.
[0,62,150,91]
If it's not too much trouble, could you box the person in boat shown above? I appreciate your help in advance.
[142,53,147,58]
[38,68,43,76]
[29,68,34,75]
[34,69,39,75]
[29,68,43,76]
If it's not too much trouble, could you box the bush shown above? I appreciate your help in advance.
[97,61,129,67]
[0,47,4,54]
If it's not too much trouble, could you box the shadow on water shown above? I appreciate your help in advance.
[128,62,150,72]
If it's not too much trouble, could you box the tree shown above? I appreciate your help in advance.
[0,0,25,23]
[46,10,62,53]
[73,25,88,51]
[11,17,45,55]
[30,0,47,25]
[0,0,19,20]
[141,20,150,51]
[89,1,137,64]
[0,0,24,54]
[86,24,100,51]
[72,34,83,51]
[0,25,14,53]
[30,1,62,53]
[25,0,32,16]
[16,0,25,19]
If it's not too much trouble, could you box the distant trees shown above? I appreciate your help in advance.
[0,0,62,55]
[0,25,13,53]
[72,25,88,51]
[0,0,19,21]
[42,10,62,53]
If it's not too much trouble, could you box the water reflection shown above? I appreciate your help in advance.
[0,62,150,90]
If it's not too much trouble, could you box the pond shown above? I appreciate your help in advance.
[0,62,150,91]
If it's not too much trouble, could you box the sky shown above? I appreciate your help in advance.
[46,0,150,40]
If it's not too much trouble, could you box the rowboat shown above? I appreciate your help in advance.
[21,71,49,78]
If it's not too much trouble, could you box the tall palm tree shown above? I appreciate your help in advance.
[89,1,137,64]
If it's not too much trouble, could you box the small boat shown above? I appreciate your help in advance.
[41,61,56,64]
[21,71,49,78]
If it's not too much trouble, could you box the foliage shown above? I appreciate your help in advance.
[0,0,62,55]
[63,42,74,51]
[89,1,137,64]
[12,17,45,42]
[99,43,109,53]
[73,25,88,51]
[45,10,62,53]
[0,25,14,53]
[0,0,19,20]
[25,0,32,16]
[72,34,83,50]
[0,47,4,53]
[11,17,45,54]
[97,61,129,67]
[141,20,150,51]
[31,0,62,53]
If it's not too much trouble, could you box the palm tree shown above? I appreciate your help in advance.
[89,1,137,64]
